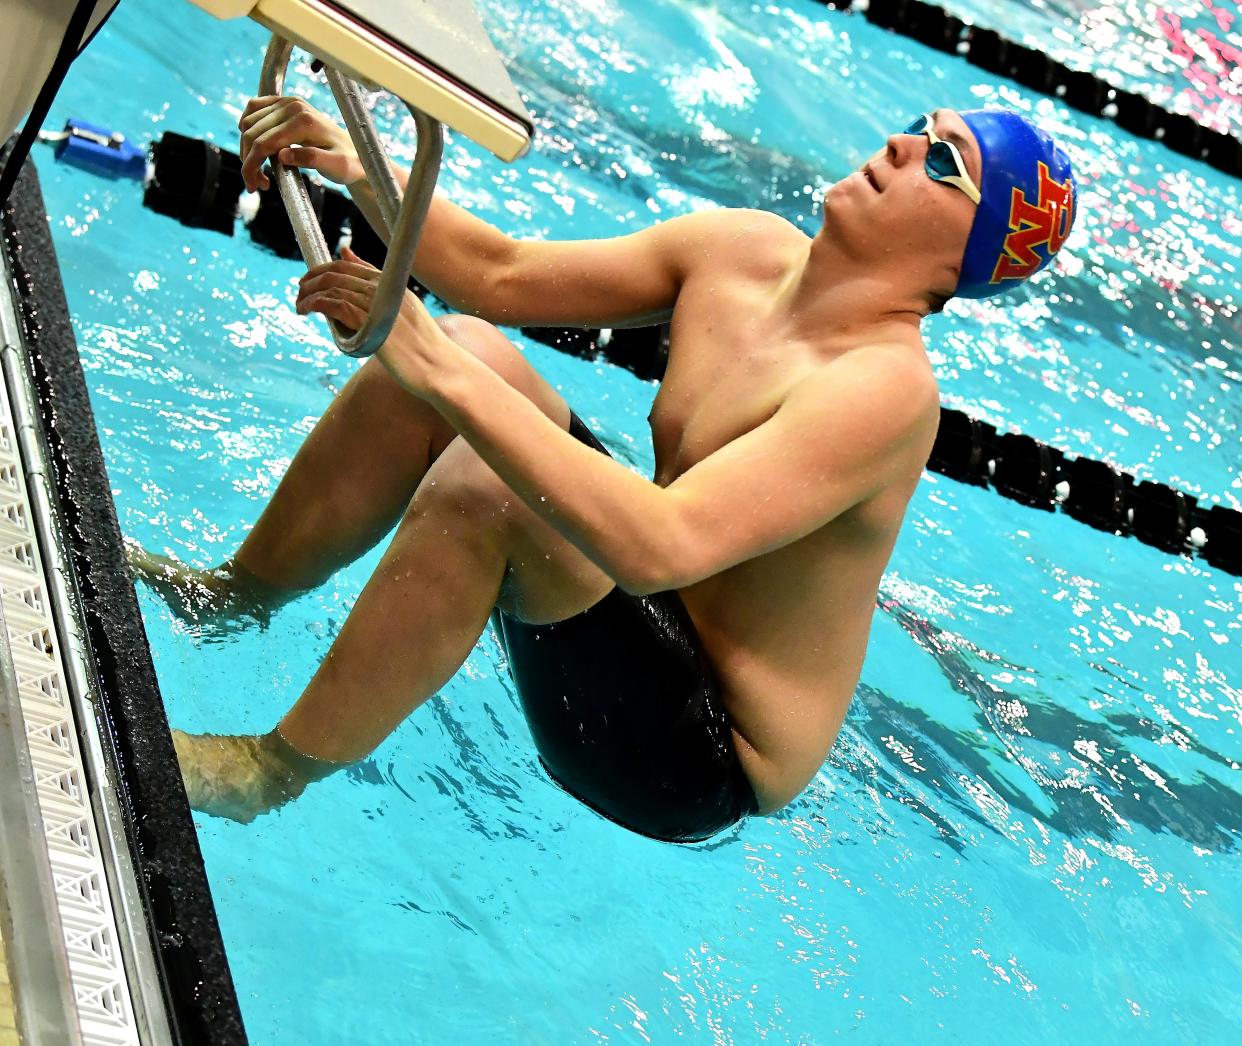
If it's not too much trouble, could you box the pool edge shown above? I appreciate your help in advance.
[1,155,246,1044]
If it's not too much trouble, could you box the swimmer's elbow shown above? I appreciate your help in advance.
[615,571,670,598]
[423,233,520,321]
[610,546,681,597]
[611,523,709,596]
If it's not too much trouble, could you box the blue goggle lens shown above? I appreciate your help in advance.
[925,143,960,179]
[904,115,962,181]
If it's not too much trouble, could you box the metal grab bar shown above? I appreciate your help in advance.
[258,35,443,359]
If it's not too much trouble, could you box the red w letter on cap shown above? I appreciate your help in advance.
[990,162,1075,283]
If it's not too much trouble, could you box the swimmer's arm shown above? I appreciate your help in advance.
[425,344,937,595]
[647,353,939,589]
[239,96,725,328]
[384,192,727,329]
[298,257,935,589]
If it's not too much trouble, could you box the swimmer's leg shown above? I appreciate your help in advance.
[131,316,562,624]
[173,398,614,822]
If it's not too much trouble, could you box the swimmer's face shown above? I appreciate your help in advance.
[824,108,981,289]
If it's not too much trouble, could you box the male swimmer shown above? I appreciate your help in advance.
[133,101,1075,842]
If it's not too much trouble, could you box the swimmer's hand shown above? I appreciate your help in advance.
[238,95,364,193]
[296,247,449,395]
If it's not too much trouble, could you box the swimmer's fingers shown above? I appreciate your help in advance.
[238,95,283,130]
[298,249,380,312]
[296,290,368,332]
[299,278,438,358]
[239,100,305,189]
[275,146,350,185]
[300,249,380,286]
[238,99,287,142]
[301,256,378,279]
[239,98,359,191]
[296,271,376,308]
[239,101,307,191]
[298,249,435,349]
[299,265,378,299]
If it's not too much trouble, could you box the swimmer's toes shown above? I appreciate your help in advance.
[171,729,300,824]
[125,545,199,604]
[124,539,162,584]
[126,549,260,632]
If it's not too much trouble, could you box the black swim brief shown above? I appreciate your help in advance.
[492,412,759,844]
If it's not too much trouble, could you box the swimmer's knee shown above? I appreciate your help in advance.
[347,353,425,415]
[436,315,522,381]
[342,316,565,426]
[435,314,568,423]
[435,312,504,347]
[411,441,500,505]
[402,443,523,540]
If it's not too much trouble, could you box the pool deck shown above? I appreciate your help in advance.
[0,915,16,1046]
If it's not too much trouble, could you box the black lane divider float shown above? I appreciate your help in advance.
[133,132,1240,576]
[927,411,1241,575]
[814,0,1242,180]
[143,130,419,287]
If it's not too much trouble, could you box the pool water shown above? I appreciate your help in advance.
[34,0,1241,1042]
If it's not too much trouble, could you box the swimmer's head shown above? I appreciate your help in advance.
[950,109,1077,299]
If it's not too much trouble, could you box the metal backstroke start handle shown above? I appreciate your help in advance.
[259,34,444,359]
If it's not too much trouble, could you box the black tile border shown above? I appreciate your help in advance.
[1,148,246,1044]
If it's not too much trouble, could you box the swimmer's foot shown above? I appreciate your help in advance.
[171,729,308,824]
[126,542,283,632]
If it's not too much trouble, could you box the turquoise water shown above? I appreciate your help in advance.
[34,0,1241,1041]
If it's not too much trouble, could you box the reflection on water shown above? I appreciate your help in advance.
[851,599,1240,856]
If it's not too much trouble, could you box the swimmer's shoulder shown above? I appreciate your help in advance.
[661,207,807,246]
[661,208,806,281]
[714,207,807,242]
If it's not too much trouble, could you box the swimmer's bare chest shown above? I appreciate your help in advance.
[643,234,930,813]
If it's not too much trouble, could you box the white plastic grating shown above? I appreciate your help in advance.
[0,378,139,1044]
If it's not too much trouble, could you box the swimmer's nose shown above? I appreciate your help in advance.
[885,132,920,168]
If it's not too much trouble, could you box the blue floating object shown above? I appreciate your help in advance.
[54,119,146,180]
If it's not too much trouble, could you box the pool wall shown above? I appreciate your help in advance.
[2,151,244,1043]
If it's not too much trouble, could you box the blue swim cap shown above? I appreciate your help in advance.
[955,110,1076,299]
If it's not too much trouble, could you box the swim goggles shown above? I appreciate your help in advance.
[903,114,981,205]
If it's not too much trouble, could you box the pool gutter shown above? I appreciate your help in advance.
[0,600,81,1046]
[1,146,245,1043]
